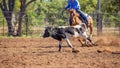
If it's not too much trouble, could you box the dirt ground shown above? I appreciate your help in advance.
[0,36,120,68]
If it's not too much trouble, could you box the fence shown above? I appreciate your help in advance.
[0,13,120,37]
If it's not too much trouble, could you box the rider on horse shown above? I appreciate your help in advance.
[64,0,89,27]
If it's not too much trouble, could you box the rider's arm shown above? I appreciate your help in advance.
[65,1,70,10]
[65,5,70,10]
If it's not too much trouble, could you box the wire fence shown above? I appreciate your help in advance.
[0,13,120,37]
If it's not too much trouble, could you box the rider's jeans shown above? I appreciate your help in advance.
[76,10,89,27]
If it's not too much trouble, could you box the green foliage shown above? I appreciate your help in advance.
[0,0,119,27]
[79,0,97,13]
[25,0,67,26]
[101,0,119,14]
[14,0,21,11]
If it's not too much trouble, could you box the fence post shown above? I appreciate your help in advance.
[3,19,4,36]
[25,15,28,36]
[118,22,120,36]
[97,13,103,36]
[97,0,102,36]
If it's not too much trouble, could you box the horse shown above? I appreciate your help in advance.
[68,9,94,38]
[43,25,96,53]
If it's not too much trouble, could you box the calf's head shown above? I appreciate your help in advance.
[43,26,52,38]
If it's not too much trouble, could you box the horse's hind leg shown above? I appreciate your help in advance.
[89,18,93,38]
[89,25,93,38]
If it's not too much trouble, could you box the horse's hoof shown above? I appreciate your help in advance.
[72,50,79,53]
[81,45,86,47]
[93,43,98,46]
[81,45,87,47]
[82,44,90,47]
[58,49,61,52]
[81,44,86,47]
[88,44,93,47]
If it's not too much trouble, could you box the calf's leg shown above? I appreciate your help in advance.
[65,37,79,53]
[58,41,62,51]
[65,37,73,48]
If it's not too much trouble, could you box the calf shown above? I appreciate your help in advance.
[43,24,96,52]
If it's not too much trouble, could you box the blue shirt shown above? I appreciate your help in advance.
[65,0,81,11]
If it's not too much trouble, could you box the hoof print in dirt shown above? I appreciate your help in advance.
[97,50,102,53]
[72,50,79,53]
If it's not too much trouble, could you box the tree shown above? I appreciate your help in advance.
[0,0,15,36]
[79,0,97,13]
[119,0,120,11]
[17,0,36,36]
[101,0,119,13]
[0,0,36,36]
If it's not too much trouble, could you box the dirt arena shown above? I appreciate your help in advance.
[0,36,120,68]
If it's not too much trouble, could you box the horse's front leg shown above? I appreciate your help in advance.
[89,25,93,38]
[81,31,91,47]
[87,37,97,46]
[77,38,85,46]
[78,38,89,47]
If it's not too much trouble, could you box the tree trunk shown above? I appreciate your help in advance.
[17,12,25,36]
[119,0,120,10]
[97,0,102,36]
[97,13,103,36]
[17,0,36,36]
[0,0,15,36]
[0,0,36,36]
[17,0,26,36]
[6,16,14,36]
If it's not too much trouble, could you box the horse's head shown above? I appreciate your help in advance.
[68,9,81,26]
[43,26,52,38]
[69,9,79,17]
